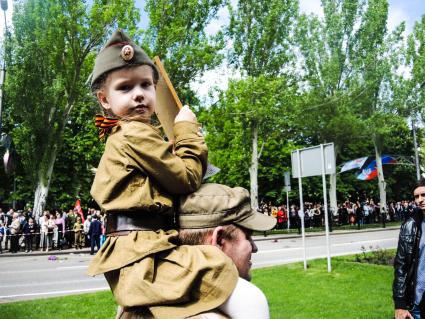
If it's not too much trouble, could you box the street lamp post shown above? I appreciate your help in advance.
[0,0,7,134]
[412,119,421,181]
[0,0,15,210]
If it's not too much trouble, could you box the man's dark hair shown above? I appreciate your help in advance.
[414,177,425,190]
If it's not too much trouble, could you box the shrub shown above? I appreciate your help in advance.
[355,245,395,266]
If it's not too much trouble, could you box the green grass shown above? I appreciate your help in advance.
[0,256,394,319]
[0,291,116,319]
[253,256,394,319]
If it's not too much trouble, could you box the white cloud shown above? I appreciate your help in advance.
[0,3,12,61]
[387,6,409,32]
[299,0,324,17]
[190,65,241,105]
[205,5,229,35]
[299,0,416,34]
[0,1,12,34]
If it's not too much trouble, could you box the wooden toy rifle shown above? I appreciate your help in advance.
[153,57,220,179]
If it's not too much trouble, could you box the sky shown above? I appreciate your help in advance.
[133,0,425,101]
[299,0,425,34]
[0,0,424,100]
[1,0,424,38]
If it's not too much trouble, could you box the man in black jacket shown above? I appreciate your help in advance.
[89,215,102,255]
[393,178,425,319]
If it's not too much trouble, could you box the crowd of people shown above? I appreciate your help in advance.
[259,199,417,230]
[0,207,104,254]
[0,198,416,255]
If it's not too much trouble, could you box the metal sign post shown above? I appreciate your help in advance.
[321,144,332,272]
[291,143,335,272]
[284,171,291,231]
[296,150,307,270]
[286,191,290,230]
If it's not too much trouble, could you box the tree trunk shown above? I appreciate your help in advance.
[33,133,60,218]
[329,172,337,214]
[329,145,339,215]
[374,141,386,213]
[249,122,259,211]
[33,180,49,218]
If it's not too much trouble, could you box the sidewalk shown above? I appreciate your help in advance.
[0,247,92,257]
[253,225,400,241]
[0,225,400,257]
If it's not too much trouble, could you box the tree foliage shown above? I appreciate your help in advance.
[0,0,423,211]
[211,0,300,209]
[228,0,298,77]
[200,75,297,203]
[142,0,227,104]
[3,0,140,213]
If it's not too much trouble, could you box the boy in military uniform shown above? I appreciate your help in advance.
[73,216,84,249]
[87,30,241,319]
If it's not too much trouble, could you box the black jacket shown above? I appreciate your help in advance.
[393,208,424,313]
[89,219,102,236]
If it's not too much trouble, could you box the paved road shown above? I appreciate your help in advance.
[0,228,400,303]
[252,228,399,269]
[0,252,108,303]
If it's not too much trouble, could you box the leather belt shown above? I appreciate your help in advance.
[106,212,174,236]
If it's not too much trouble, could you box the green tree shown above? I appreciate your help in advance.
[401,15,425,180]
[295,0,375,211]
[5,0,140,216]
[295,0,406,211]
[352,0,406,212]
[225,0,299,209]
[201,76,297,202]
[142,0,227,104]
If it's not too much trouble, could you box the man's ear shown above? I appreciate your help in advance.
[96,90,110,110]
[210,226,225,249]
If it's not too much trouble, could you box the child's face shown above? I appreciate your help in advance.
[97,65,156,123]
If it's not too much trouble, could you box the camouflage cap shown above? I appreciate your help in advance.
[91,29,158,87]
[178,183,277,231]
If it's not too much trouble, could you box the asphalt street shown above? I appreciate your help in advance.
[251,227,399,269]
[0,228,400,303]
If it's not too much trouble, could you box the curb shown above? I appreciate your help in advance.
[253,225,400,241]
[0,226,400,257]
[0,248,92,258]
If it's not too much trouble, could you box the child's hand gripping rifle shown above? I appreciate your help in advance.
[153,57,219,179]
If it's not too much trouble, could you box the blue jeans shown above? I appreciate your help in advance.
[411,304,422,319]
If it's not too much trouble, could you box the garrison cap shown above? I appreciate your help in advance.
[178,183,277,231]
[91,29,158,86]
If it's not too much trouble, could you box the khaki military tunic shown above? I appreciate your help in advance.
[73,221,84,248]
[88,121,238,319]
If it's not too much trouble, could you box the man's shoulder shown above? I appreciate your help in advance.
[399,217,420,236]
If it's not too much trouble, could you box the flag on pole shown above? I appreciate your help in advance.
[74,199,85,223]
[356,166,378,180]
[356,156,396,180]
[340,156,368,172]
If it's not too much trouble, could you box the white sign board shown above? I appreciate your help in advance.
[291,143,335,178]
